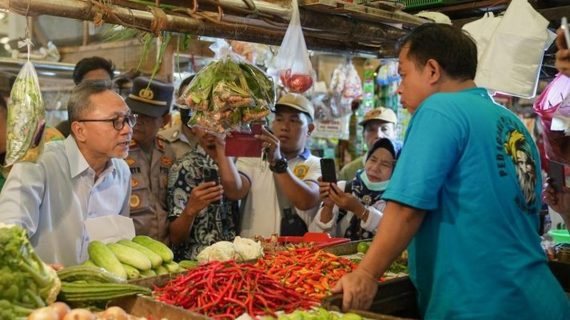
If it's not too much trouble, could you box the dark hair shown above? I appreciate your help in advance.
[398,23,478,81]
[178,75,195,128]
[178,75,195,97]
[73,56,114,85]
[67,80,113,124]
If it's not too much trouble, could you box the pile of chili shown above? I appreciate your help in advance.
[255,247,358,300]
[153,260,317,319]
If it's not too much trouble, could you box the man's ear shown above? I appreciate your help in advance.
[307,123,315,136]
[425,59,442,85]
[71,121,87,142]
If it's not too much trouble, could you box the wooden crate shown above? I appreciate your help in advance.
[108,295,209,320]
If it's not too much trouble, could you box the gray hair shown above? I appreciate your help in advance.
[67,80,113,123]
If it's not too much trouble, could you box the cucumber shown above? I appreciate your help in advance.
[88,241,127,280]
[132,235,174,263]
[178,260,199,270]
[163,261,181,273]
[81,259,97,267]
[117,239,163,268]
[154,265,169,275]
[121,263,141,280]
[57,265,126,284]
[107,243,152,271]
[140,269,156,277]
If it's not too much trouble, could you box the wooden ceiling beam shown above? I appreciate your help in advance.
[0,0,410,56]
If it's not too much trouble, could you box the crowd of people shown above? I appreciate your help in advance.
[0,22,568,319]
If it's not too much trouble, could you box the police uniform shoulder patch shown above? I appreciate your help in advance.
[126,157,136,167]
[156,137,165,152]
[129,195,141,208]
[293,164,309,180]
[160,156,173,167]
[131,177,140,188]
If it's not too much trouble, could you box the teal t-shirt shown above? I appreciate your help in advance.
[383,88,570,320]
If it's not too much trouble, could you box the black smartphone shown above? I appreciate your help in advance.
[548,160,565,192]
[320,158,337,183]
[203,168,219,185]
[203,168,220,204]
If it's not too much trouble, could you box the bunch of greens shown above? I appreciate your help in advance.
[182,58,275,133]
[0,224,61,317]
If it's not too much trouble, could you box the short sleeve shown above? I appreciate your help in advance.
[382,104,465,211]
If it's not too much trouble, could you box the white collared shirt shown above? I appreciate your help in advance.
[237,149,321,237]
[0,136,131,265]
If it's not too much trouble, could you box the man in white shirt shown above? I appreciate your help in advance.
[237,93,321,237]
[0,81,133,265]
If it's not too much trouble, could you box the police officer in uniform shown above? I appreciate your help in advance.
[156,75,196,160]
[125,77,175,244]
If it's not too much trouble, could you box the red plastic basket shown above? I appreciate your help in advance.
[277,232,350,248]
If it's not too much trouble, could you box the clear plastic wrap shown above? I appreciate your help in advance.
[533,74,570,165]
[180,41,275,133]
[5,60,45,166]
[274,0,314,93]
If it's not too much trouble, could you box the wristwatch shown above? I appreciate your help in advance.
[269,157,288,174]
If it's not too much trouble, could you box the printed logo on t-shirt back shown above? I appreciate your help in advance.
[496,116,538,214]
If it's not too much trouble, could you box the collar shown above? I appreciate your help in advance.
[298,148,311,160]
[66,136,116,179]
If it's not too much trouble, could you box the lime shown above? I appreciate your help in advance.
[356,241,370,254]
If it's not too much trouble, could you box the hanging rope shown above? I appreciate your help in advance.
[150,6,168,36]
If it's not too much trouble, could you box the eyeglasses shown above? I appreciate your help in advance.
[76,114,138,130]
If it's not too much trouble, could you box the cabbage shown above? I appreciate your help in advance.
[233,236,263,261]
[196,237,263,263]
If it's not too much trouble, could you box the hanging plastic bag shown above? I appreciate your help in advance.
[5,57,45,166]
[533,73,570,165]
[462,12,502,61]
[181,40,275,133]
[275,0,314,93]
[474,0,553,98]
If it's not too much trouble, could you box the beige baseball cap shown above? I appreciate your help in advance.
[359,107,397,126]
[274,93,314,120]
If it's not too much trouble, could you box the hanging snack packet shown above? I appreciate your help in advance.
[5,60,45,166]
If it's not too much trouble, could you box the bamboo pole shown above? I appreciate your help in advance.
[0,0,407,56]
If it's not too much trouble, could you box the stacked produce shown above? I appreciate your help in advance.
[255,247,358,300]
[27,303,143,320]
[56,265,150,308]
[0,224,60,318]
[182,59,275,133]
[278,308,363,320]
[196,236,264,263]
[84,236,181,280]
[154,260,318,319]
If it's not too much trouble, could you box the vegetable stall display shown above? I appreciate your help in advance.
[154,260,317,319]
[255,247,358,300]
[0,224,60,318]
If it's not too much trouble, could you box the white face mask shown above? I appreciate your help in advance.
[360,171,390,192]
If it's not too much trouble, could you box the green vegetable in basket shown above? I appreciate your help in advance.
[357,241,370,254]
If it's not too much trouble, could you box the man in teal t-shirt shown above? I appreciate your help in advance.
[333,24,570,319]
